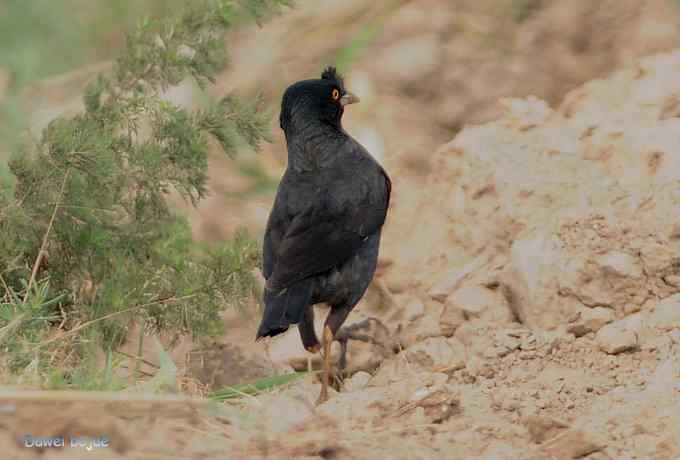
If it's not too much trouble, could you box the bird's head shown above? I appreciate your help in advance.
[279,67,360,133]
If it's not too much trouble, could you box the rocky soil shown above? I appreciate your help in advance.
[5,1,680,459]
[231,49,680,460]
[4,46,680,460]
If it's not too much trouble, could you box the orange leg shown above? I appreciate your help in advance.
[316,325,334,405]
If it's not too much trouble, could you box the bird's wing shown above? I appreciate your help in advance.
[265,168,390,291]
[262,210,280,280]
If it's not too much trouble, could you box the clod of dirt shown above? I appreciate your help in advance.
[566,307,615,337]
[185,342,277,390]
[392,386,460,424]
[399,310,442,346]
[524,415,569,444]
[439,303,466,338]
[541,427,606,460]
[595,322,638,355]
[445,284,509,322]
[403,337,461,369]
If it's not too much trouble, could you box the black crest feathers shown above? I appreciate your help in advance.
[321,66,344,88]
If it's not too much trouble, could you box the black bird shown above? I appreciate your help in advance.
[256,67,391,404]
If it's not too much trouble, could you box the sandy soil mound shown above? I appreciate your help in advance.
[247,50,680,460]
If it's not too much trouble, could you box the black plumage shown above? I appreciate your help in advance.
[256,67,391,403]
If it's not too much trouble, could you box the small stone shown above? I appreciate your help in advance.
[344,371,371,392]
[401,311,442,347]
[494,328,524,353]
[445,285,498,320]
[404,337,455,368]
[595,322,637,354]
[567,307,615,337]
[371,355,409,386]
[395,386,460,424]
[440,302,466,337]
[663,275,680,287]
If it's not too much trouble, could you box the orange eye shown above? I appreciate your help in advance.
[332,89,340,100]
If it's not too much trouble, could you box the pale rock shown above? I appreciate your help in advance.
[371,355,419,387]
[455,321,494,359]
[542,428,605,460]
[428,252,493,302]
[595,322,638,354]
[248,393,316,433]
[445,285,498,320]
[493,328,528,355]
[440,301,466,337]
[567,307,616,337]
[397,385,460,424]
[524,415,569,444]
[400,308,442,347]
[399,296,425,322]
[317,387,385,421]
[427,372,450,387]
[404,336,456,368]
[409,52,680,333]
[649,294,680,330]
[444,337,467,371]
[343,371,371,392]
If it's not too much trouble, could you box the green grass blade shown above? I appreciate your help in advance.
[209,371,313,401]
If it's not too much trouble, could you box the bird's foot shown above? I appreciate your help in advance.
[335,317,397,358]
[316,387,329,406]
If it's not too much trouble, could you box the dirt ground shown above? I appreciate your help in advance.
[5,1,680,459]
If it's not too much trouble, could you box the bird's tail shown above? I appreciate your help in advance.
[255,280,313,340]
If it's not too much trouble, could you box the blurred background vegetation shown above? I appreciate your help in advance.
[0,0,288,390]
[0,1,184,156]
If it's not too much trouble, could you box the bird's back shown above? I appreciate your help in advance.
[257,70,390,340]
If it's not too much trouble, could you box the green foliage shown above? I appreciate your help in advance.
[46,349,126,391]
[0,0,187,164]
[510,0,545,23]
[0,0,291,386]
[224,160,279,198]
[209,371,313,401]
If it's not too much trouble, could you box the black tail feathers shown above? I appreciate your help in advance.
[255,280,313,340]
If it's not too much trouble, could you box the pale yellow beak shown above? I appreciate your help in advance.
[340,92,360,106]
